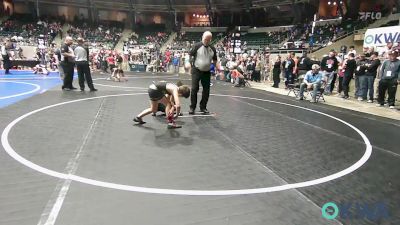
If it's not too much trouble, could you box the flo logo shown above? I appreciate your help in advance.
[322,201,390,221]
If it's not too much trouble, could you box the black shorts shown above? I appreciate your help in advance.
[148,88,164,101]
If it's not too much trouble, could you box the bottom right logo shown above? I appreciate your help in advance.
[322,201,391,221]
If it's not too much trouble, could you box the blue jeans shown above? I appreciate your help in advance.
[299,82,321,101]
[324,71,336,94]
[285,70,293,87]
[360,76,375,101]
[354,76,363,97]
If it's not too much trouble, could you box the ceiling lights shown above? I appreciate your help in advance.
[192,14,209,18]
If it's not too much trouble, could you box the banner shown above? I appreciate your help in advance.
[363,26,400,48]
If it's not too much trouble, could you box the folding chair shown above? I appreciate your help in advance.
[287,83,301,97]
[287,75,304,98]
[307,81,326,103]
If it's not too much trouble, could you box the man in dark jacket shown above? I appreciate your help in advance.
[360,52,380,102]
[298,52,313,76]
[342,53,357,99]
[355,54,368,100]
[321,50,339,95]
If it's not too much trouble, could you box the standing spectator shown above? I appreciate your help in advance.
[1,40,11,74]
[60,36,76,90]
[253,58,262,82]
[379,42,393,58]
[282,53,295,88]
[355,55,368,100]
[172,55,180,74]
[337,59,345,96]
[74,38,97,92]
[321,50,339,95]
[342,53,357,99]
[377,50,400,109]
[361,52,380,103]
[54,44,63,78]
[298,52,313,76]
[189,31,217,115]
[272,55,282,88]
[346,46,357,58]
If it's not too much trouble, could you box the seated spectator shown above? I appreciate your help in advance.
[297,64,323,103]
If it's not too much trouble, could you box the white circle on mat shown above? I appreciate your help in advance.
[1,93,372,195]
[0,81,40,100]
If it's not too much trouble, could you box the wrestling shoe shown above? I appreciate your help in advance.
[133,116,146,124]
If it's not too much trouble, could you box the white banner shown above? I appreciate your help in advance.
[363,26,400,48]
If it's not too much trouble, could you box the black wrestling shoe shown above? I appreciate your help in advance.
[200,108,210,114]
[90,88,98,92]
[133,116,146,124]
[167,122,182,129]
[188,108,195,115]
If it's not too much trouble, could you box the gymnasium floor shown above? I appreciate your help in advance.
[0,70,399,225]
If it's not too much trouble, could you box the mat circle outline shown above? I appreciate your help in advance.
[1,93,372,195]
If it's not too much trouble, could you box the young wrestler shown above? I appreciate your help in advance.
[111,68,127,82]
[133,81,190,129]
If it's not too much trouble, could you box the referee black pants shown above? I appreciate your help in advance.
[2,56,11,74]
[76,62,95,90]
[190,67,211,111]
[61,62,75,89]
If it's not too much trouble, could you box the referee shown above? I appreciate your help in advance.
[74,38,97,91]
[189,31,217,114]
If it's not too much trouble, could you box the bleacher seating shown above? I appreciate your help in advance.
[67,21,123,49]
[0,14,62,46]
[241,32,284,48]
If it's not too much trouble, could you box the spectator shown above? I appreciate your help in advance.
[298,52,313,76]
[296,64,323,103]
[355,54,368,100]
[361,52,381,103]
[172,55,180,74]
[379,42,393,58]
[346,46,357,58]
[272,55,281,88]
[282,52,295,88]
[1,40,11,74]
[377,50,400,109]
[321,50,339,95]
[342,53,357,99]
